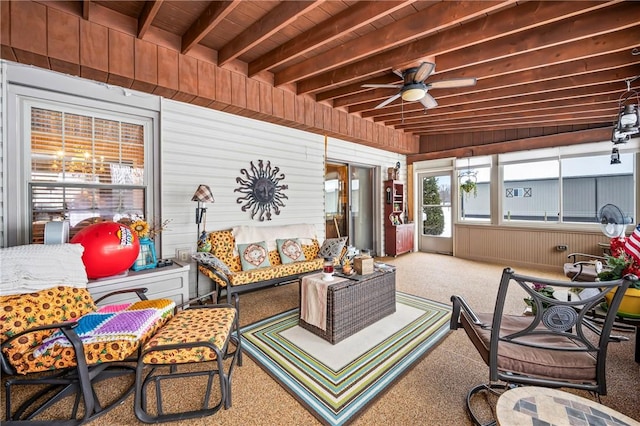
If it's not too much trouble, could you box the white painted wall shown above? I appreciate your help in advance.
[160,98,326,259]
[0,60,406,298]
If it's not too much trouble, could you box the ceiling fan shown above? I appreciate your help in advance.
[362,62,477,109]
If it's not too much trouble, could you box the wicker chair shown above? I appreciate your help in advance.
[450,267,637,426]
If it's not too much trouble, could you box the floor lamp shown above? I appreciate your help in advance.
[191,184,215,299]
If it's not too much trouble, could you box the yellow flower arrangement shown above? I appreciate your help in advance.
[124,217,171,240]
[131,220,150,238]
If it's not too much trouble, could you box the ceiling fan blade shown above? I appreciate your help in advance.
[392,69,404,79]
[361,84,402,89]
[428,77,477,89]
[375,93,401,109]
[413,62,435,83]
[419,93,438,109]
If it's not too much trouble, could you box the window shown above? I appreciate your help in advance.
[502,159,559,222]
[28,105,150,243]
[456,156,491,222]
[561,153,635,223]
[499,144,636,225]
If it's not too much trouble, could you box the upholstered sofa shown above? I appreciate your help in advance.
[195,224,347,303]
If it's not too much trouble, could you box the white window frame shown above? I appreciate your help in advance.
[497,140,639,230]
[5,70,159,246]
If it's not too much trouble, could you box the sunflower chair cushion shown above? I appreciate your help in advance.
[141,307,236,364]
[1,289,175,374]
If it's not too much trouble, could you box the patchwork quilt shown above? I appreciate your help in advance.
[3,295,175,374]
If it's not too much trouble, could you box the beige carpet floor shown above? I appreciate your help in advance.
[3,252,639,425]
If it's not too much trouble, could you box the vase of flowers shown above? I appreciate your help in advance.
[523,282,555,315]
[122,217,171,271]
[129,217,171,240]
[598,237,640,318]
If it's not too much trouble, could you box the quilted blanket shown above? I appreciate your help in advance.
[34,299,175,358]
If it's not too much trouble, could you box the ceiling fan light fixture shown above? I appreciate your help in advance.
[401,85,425,102]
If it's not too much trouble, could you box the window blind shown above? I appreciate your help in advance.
[30,107,146,243]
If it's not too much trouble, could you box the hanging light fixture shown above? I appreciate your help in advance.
[610,147,621,165]
[611,76,640,143]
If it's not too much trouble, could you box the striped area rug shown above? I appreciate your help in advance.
[240,292,452,426]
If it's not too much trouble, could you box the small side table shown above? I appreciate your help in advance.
[88,261,190,306]
[496,386,639,426]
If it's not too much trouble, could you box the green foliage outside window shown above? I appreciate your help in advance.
[423,177,445,235]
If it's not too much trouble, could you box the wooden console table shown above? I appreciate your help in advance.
[88,260,190,305]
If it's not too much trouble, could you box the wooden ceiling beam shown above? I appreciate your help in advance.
[436,1,639,73]
[82,0,90,20]
[181,0,241,54]
[395,105,617,131]
[384,95,620,127]
[359,63,638,118]
[296,1,616,94]
[274,0,514,86]
[337,26,638,109]
[316,74,399,102]
[218,1,324,67]
[363,82,623,125]
[351,29,639,115]
[408,115,613,135]
[410,128,612,161]
[137,0,163,39]
[249,1,414,76]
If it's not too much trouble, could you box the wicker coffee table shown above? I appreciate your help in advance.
[299,268,396,344]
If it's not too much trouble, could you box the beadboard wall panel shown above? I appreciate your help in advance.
[455,225,609,272]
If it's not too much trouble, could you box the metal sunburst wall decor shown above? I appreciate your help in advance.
[235,160,288,221]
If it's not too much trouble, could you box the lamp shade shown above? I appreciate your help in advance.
[191,184,215,203]
[401,85,426,102]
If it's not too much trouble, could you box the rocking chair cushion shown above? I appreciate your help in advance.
[461,311,597,382]
[0,287,97,355]
[142,307,236,365]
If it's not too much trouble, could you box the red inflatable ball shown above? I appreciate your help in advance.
[70,221,140,279]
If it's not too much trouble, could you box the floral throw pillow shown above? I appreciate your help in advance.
[276,238,306,264]
[318,236,347,259]
[238,241,271,271]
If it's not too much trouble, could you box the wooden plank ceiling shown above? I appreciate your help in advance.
[2,1,639,159]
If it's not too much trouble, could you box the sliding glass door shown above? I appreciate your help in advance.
[325,163,375,254]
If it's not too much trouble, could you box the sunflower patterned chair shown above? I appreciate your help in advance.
[133,295,241,423]
[0,243,175,425]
